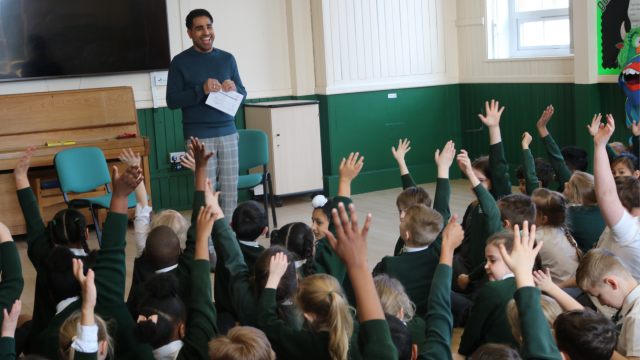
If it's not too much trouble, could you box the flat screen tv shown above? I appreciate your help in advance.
[0,0,170,82]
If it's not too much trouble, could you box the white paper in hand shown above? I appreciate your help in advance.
[205,90,244,116]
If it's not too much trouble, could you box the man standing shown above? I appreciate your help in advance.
[167,9,246,269]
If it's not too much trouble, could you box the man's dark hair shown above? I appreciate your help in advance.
[515,158,553,188]
[561,146,589,172]
[358,314,412,360]
[186,9,213,30]
[470,344,521,360]
[554,309,619,360]
[232,201,268,242]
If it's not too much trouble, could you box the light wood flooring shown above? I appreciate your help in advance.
[13,179,501,353]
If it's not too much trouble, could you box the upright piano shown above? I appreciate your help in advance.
[0,86,152,235]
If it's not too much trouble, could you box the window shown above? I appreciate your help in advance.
[487,0,573,59]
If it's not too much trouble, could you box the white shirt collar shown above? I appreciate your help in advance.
[69,248,87,256]
[501,273,515,280]
[152,340,183,360]
[295,259,307,269]
[155,264,179,274]
[56,296,79,315]
[402,245,429,253]
[621,285,640,318]
[238,240,260,248]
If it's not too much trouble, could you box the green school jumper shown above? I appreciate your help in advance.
[457,277,519,356]
[358,320,399,360]
[214,241,265,320]
[0,337,15,360]
[256,288,366,360]
[128,191,206,318]
[515,287,563,360]
[393,173,421,256]
[417,264,455,360]
[541,134,574,193]
[312,196,353,284]
[372,179,451,318]
[0,242,24,324]
[466,183,506,274]
[407,317,426,354]
[567,205,606,254]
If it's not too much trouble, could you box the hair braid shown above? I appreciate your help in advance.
[303,233,314,277]
[563,225,583,261]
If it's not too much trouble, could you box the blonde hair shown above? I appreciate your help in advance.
[403,204,444,247]
[565,172,597,206]
[507,295,562,343]
[150,210,189,242]
[294,274,353,360]
[209,327,275,360]
[373,274,415,322]
[59,311,113,360]
[532,188,583,261]
[576,248,634,291]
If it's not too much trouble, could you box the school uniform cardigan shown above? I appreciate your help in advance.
[372,178,451,319]
[515,287,563,360]
[128,191,206,319]
[416,264,455,360]
[407,317,426,355]
[0,242,23,324]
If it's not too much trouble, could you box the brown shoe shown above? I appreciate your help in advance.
[209,250,217,273]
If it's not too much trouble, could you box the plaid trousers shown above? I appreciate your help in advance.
[186,133,239,252]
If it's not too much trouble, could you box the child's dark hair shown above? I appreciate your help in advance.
[132,273,187,349]
[515,159,553,188]
[47,209,91,253]
[358,313,412,360]
[470,344,521,360]
[561,146,589,172]
[471,156,492,180]
[497,194,537,230]
[251,246,297,304]
[232,201,268,241]
[612,153,640,171]
[270,223,315,277]
[312,195,334,220]
[45,246,83,304]
[532,188,583,261]
[554,309,619,360]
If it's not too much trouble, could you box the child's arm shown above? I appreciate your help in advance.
[0,223,23,325]
[479,100,511,198]
[0,300,21,360]
[69,259,99,359]
[533,269,583,311]
[459,262,487,290]
[418,216,463,360]
[537,106,573,187]
[500,223,563,360]
[13,146,51,266]
[594,115,625,228]
[522,132,541,196]
[433,141,455,224]
[392,139,417,189]
[120,149,151,257]
[588,114,619,163]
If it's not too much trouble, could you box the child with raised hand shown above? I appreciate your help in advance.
[270,222,315,278]
[132,204,218,360]
[13,146,97,354]
[588,114,640,178]
[371,141,454,317]
[518,132,553,196]
[477,99,511,199]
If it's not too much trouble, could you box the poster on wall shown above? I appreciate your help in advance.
[598,0,640,74]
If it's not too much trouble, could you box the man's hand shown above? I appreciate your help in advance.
[587,114,603,137]
[0,222,13,243]
[594,114,615,148]
[478,100,505,128]
[221,80,237,92]
[203,79,221,95]
[111,165,143,199]
[1,300,21,338]
[633,121,640,137]
[458,274,470,290]
[324,203,371,271]
[118,148,141,167]
[14,145,36,190]
[521,132,532,150]
[435,141,456,178]
[180,151,196,173]
[536,105,554,138]
[499,221,543,288]
[265,252,290,289]
[339,152,364,183]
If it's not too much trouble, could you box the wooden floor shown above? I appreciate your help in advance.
[13,179,487,353]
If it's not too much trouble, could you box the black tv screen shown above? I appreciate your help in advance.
[0,0,170,82]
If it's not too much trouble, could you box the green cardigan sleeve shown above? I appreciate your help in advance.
[401,174,417,189]
[0,337,15,360]
[433,178,451,226]
[0,242,24,324]
[94,212,128,305]
[467,262,487,282]
[541,134,573,186]
[457,284,502,356]
[473,184,504,236]
[16,188,51,267]
[515,287,563,360]
[522,149,540,196]
[358,320,398,360]
[489,142,512,199]
[178,259,218,360]
[418,264,454,360]
[606,144,618,163]
[182,191,206,264]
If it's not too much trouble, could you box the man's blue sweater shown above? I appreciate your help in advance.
[166,46,247,140]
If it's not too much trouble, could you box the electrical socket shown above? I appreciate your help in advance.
[155,72,168,86]
[169,152,186,163]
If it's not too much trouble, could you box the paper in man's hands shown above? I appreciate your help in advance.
[205,90,244,116]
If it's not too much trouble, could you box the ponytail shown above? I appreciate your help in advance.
[295,274,353,360]
[270,223,315,277]
[562,225,583,261]
[47,209,92,253]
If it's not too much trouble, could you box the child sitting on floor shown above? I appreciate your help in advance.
[208,327,275,360]
[517,132,553,195]
[270,222,315,278]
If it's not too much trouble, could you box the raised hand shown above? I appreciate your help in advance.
[196,204,218,243]
[499,221,542,288]
[265,252,290,289]
[118,148,141,167]
[14,145,36,190]
[533,268,554,293]
[435,141,456,178]
[594,114,615,147]
[536,105,554,137]
[324,203,371,270]
[458,274,470,290]
[456,150,473,176]
[1,300,22,338]
[339,152,364,183]
[440,215,463,266]
[391,139,411,163]
[180,151,196,173]
[521,132,533,150]
[0,222,13,243]
[73,259,96,319]
[633,121,640,137]
[587,114,603,137]
[478,100,505,128]
[189,137,215,171]
[111,164,143,198]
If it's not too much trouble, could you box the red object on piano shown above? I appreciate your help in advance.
[117,133,137,139]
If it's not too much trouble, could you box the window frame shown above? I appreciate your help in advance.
[508,1,571,58]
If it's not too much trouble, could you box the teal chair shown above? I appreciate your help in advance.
[54,147,138,246]
[237,130,277,235]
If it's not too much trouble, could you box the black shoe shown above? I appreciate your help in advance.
[209,251,217,273]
